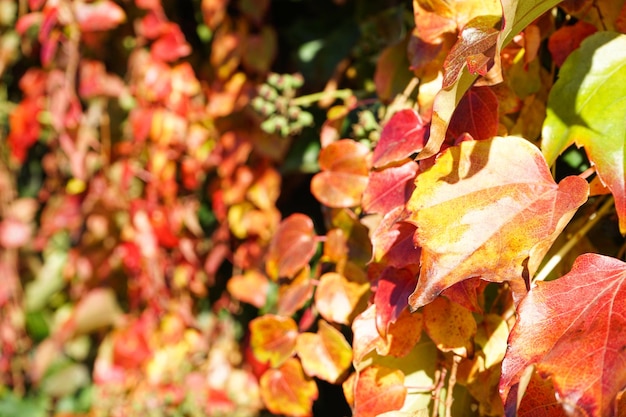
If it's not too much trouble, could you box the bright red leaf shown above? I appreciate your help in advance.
[447,86,499,141]
[265,214,317,280]
[370,206,421,269]
[372,110,428,168]
[406,137,589,309]
[500,254,626,417]
[362,160,419,214]
[374,267,417,337]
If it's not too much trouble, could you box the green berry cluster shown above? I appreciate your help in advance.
[251,73,314,137]
[352,109,380,145]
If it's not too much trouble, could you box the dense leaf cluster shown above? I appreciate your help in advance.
[1,0,626,416]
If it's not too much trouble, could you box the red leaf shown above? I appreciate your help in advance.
[447,86,499,141]
[265,214,317,280]
[79,60,125,99]
[362,161,419,214]
[151,24,192,62]
[548,21,597,68]
[73,1,126,32]
[7,97,42,163]
[373,109,428,168]
[374,267,417,337]
[370,207,421,269]
[500,254,626,417]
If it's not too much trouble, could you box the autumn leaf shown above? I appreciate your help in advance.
[260,358,318,417]
[500,254,626,417]
[315,272,369,325]
[407,137,589,309]
[249,315,298,368]
[446,86,499,141]
[311,139,370,208]
[277,266,314,317]
[547,20,598,68]
[542,32,626,233]
[296,321,353,384]
[227,270,269,308]
[423,296,476,357]
[516,371,569,417]
[442,15,502,89]
[265,214,318,280]
[351,366,407,417]
[374,267,418,337]
[73,0,126,32]
[370,207,421,269]
[422,0,564,159]
[372,110,427,168]
[363,161,419,214]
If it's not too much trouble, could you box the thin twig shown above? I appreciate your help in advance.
[444,355,461,417]
[534,196,615,282]
[431,366,447,417]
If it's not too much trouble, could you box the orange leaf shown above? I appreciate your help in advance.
[352,366,407,417]
[423,296,476,357]
[406,137,589,309]
[311,139,370,208]
[249,315,298,368]
[227,270,269,308]
[265,214,317,280]
[315,272,369,325]
[296,321,353,383]
[500,254,626,417]
[277,266,314,317]
[260,358,318,417]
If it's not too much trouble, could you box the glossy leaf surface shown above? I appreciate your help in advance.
[542,32,626,233]
[315,272,369,325]
[500,254,626,417]
[407,137,589,309]
[370,207,421,269]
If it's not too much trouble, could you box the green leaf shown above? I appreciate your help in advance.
[542,32,626,233]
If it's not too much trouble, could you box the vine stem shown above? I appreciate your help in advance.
[291,88,353,107]
[534,195,615,282]
[444,355,460,417]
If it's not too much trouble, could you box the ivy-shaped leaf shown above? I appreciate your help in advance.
[542,32,626,233]
[500,254,626,417]
[374,267,418,337]
[447,86,499,141]
[407,137,588,309]
[370,207,421,269]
